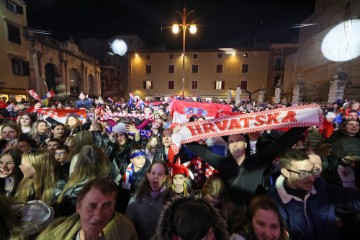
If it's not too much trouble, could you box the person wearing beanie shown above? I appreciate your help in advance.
[116,147,151,213]
[168,159,192,197]
[105,122,142,195]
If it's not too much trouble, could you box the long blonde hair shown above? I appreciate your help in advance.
[57,145,111,203]
[15,149,57,205]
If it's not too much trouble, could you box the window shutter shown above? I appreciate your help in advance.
[151,81,153,89]
[222,81,225,89]
[214,81,216,89]
[143,81,146,89]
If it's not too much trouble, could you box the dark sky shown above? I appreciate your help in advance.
[25,0,316,50]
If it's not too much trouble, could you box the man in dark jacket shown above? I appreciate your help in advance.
[267,149,360,240]
[185,127,307,208]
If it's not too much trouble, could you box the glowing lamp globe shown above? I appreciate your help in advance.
[111,39,128,56]
[321,19,360,62]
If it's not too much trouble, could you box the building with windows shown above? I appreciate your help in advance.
[283,0,360,103]
[0,0,102,102]
[128,47,296,102]
[0,0,29,101]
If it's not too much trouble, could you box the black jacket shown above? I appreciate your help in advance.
[185,127,307,208]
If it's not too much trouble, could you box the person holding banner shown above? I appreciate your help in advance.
[185,126,307,209]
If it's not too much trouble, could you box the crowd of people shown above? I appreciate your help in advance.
[0,92,360,240]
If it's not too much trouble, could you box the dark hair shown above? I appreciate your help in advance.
[18,134,37,148]
[55,145,69,153]
[248,195,288,240]
[77,177,118,204]
[0,148,24,196]
[47,138,63,145]
[189,115,199,122]
[279,149,308,168]
[51,122,65,130]
[154,197,229,240]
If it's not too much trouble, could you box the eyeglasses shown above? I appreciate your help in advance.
[286,168,321,179]
[55,152,66,156]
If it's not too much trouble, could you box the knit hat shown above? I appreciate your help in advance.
[113,122,127,134]
[168,159,189,177]
[325,112,336,119]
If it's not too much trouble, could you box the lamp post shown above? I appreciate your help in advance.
[172,7,197,98]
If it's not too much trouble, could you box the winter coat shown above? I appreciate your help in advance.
[126,189,171,240]
[37,212,138,240]
[267,175,360,240]
[185,127,307,208]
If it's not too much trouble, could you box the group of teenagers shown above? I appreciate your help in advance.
[0,95,360,240]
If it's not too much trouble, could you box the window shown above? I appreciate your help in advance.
[240,81,248,90]
[146,65,151,74]
[169,54,174,59]
[273,73,281,86]
[242,53,248,58]
[146,55,151,60]
[241,64,249,73]
[276,48,283,53]
[7,23,21,44]
[143,80,153,89]
[6,0,23,14]
[274,57,283,71]
[216,64,223,73]
[193,54,198,59]
[217,53,223,58]
[11,58,29,76]
[192,65,199,73]
[169,65,174,73]
[214,81,225,90]
[192,81,198,90]
[168,81,175,89]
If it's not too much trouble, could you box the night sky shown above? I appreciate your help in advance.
[24,0,316,50]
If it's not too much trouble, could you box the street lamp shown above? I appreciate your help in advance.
[172,7,197,97]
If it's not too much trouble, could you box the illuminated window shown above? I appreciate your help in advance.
[143,81,153,89]
[215,81,225,90]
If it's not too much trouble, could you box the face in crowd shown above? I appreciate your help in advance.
[147,163,167,192]
[228,134,247,159]
[281,159,316,192]
[52,125,65,139]
[252,208,281,240]
[162,130,172,148]
[0,154,15,178]
[76,187,116,238]
[1,126,18,140]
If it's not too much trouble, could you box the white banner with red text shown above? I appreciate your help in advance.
[170,104,323,155]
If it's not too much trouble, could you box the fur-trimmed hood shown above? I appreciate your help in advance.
[153,196,229,240]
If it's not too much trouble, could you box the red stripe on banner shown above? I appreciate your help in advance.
[170,104,324,154]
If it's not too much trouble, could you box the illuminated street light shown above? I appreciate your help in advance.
[172,7,197,97]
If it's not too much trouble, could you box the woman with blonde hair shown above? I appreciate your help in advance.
[30,120,51,147]
[55,145,113,217]
[15,149,62,206]
[145,135,160,162]
[198,175,238,231]
[67,130,93,176]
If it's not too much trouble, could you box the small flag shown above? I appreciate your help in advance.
[107,97,114,103]
[26,89,40,100]
[42,90,55,100]
[135,99,145,109]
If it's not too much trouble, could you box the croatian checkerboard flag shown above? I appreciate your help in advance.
[26,89,40,101]
[170,99,232,124]
[42,90,55,100]
[36,108,86,124]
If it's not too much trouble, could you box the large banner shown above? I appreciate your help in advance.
[170,99,232,124]
[171,104,323,154]
[35,108,87,124]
